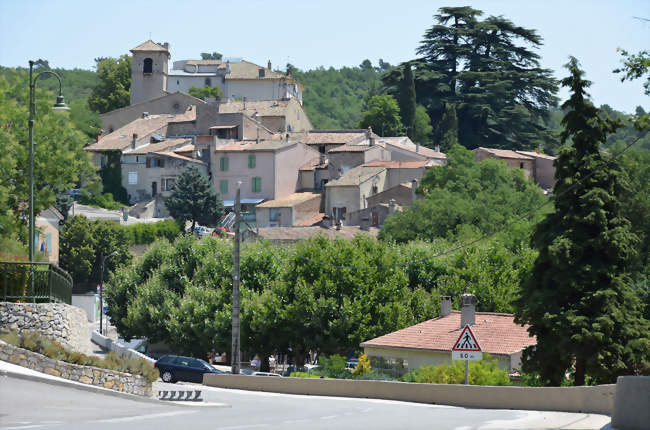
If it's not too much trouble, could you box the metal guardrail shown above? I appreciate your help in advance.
[0,261,72,304]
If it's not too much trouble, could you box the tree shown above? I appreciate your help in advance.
[188,85,222,101]
[88,55,131,113]
[0,73,96,241]
[379,144,546,243]
[514,58,650,386]
[614,48,650,96]
[383,7,558,151]
[435,103,459,152]
[359,95,403,136]
[201,52,223,60]
[164,166,224,233]
[399,64,416,139]
[54,193,73,223]
[413,105,433,147]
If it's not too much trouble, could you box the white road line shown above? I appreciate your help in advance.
[214,425,270,430]
[320,415,338,420]
[1,425,47,430]
[94,410,197,423]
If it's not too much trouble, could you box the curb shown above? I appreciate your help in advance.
[0,369,164,405]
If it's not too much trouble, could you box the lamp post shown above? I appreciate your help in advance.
[99,251,118,335]
[231,181,242,374]
[27,60,69,270]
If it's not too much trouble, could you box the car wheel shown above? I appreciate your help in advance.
[161,371,175,383]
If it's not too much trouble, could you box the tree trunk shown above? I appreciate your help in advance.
[574,357,586,386]
[260,355,270,372]
[190,219,196,234]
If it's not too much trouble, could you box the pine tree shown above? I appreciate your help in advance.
[164,166,224,233]
[399,64,416,139]
[437,103,459,152]
[514,58,650,386]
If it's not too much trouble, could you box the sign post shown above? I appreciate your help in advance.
[451,324,482,385]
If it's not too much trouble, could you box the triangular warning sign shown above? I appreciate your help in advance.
[452,325,481,352]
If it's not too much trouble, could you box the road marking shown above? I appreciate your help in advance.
[320,415,338,420]
[214,425,270,430]
[94,410,197,423]
[1,425,47,430]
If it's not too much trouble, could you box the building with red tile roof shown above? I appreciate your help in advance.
[361,295,536,373]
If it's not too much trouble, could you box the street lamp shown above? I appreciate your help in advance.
[27,60,69,268]
[99,250,118,335]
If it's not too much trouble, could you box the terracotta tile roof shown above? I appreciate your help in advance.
[293,130,370,146]
[363,160,428,169]
[252,226,379,242]
[131,40,169,53]
[361,311,535,356]
[168,106,197,122]
[299,157,328,171]
[516,151,557,160]
[477,147,534,160]
[328,144,376,153]
[326,166,386,187]
[294,213,326,227]
[218,99,292,117]
[154,151,206,164]
[214,140,295,152]
[125,138,192,155]
[174,144,195,153]
[225,61,285,80]
[85,115,171,152]
[256,192,321,208]
[378,138,447,159]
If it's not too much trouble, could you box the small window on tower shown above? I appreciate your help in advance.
[143,58,153,74]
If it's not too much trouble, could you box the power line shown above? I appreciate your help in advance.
[292,130,648,271]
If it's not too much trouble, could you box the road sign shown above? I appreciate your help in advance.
[451,325,482,361]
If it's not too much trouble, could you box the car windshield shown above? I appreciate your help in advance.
[198,359,217,371]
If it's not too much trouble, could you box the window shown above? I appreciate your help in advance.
[205,78,212,86]
[519,162,524,168]
[162,178,175,191]
[252,177,262,193]
[372,185,378,195]
[248,154,256,169]
[219,157,229,171]
[219,179,228,195]
[318,145,325,154]
[269,208,281,222]
[143,58,153,74]
[128,172,138,184]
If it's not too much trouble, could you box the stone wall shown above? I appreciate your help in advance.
[0,302,88,352]
[0,340,152,396]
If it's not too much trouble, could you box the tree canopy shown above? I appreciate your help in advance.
[188,85,223,101]
[164,165,225,232]
[383,6,559,151]
[359,94,403,136]
[88,55,131,114]
[514,58,650,386]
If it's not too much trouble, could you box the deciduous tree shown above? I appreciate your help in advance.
[88,55,131,113]
[359,94,403,136]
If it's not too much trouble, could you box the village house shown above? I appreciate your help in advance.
[360,294,536,374]
[474,147,557,190]
[515,150,557,189]
[35,207,64,265]
[129,40,302,106]
[217,98,312,134]
[255,192,322,227]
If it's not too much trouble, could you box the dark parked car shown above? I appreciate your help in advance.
[154,355,226,383]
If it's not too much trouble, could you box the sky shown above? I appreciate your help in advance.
[1,0,648,113]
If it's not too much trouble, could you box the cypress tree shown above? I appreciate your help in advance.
[514,58,650,386]
[437,103,459,152]
[400,64,416,139]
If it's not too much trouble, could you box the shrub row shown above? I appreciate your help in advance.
[122,220,181,245]
[0,329,159,383]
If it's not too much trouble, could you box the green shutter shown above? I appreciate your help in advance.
[219,180,228,195]
[220,157,229,171]
[248,154,256,169]
[252,177,261,193]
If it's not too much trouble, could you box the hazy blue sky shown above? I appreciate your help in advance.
[1,0,648,112]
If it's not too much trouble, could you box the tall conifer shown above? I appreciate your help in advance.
[514,58,650,385]
[400,64,416,139]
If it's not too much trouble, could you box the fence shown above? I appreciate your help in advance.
[0,261,72,304]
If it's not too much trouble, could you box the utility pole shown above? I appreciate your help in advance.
[99,251,117,336]
[231,181,242,374]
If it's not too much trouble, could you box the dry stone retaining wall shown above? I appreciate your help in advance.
[0,339,152,396]
[0,302,88,352]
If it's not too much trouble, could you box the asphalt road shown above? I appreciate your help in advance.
[0,376,611,430]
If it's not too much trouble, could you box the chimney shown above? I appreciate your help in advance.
[388,199,396,214]
[435,144,440,153]
[226,60,231,74]
[142,112,148,118]
[267,60,272,70]
[243,97,246,110]
[366,126,374,146]
[162,42,169,51]
[460,293,476,327]
[416,142,420,153]
[440,296,451,317]
[360,214,370,231]
[410,179,418,203]
[131,133,138,149]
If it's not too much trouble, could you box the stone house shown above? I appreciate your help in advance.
[361,294,536,374]
[130,40,302,106]
[255,192,322,227]
[516,151,557,189]
[376,136,447,164]
[325,165,387,224]
[210,140,319,211]
[474,147,535,180]
[291,129,376,155]
[35,207,64,265]
[217,98,312,134]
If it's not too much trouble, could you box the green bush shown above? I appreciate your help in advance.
[0,329,158,383]
[400,355,511,386]
[318,354,349,379]
[79,191,124,210]
[123,220,181,245]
